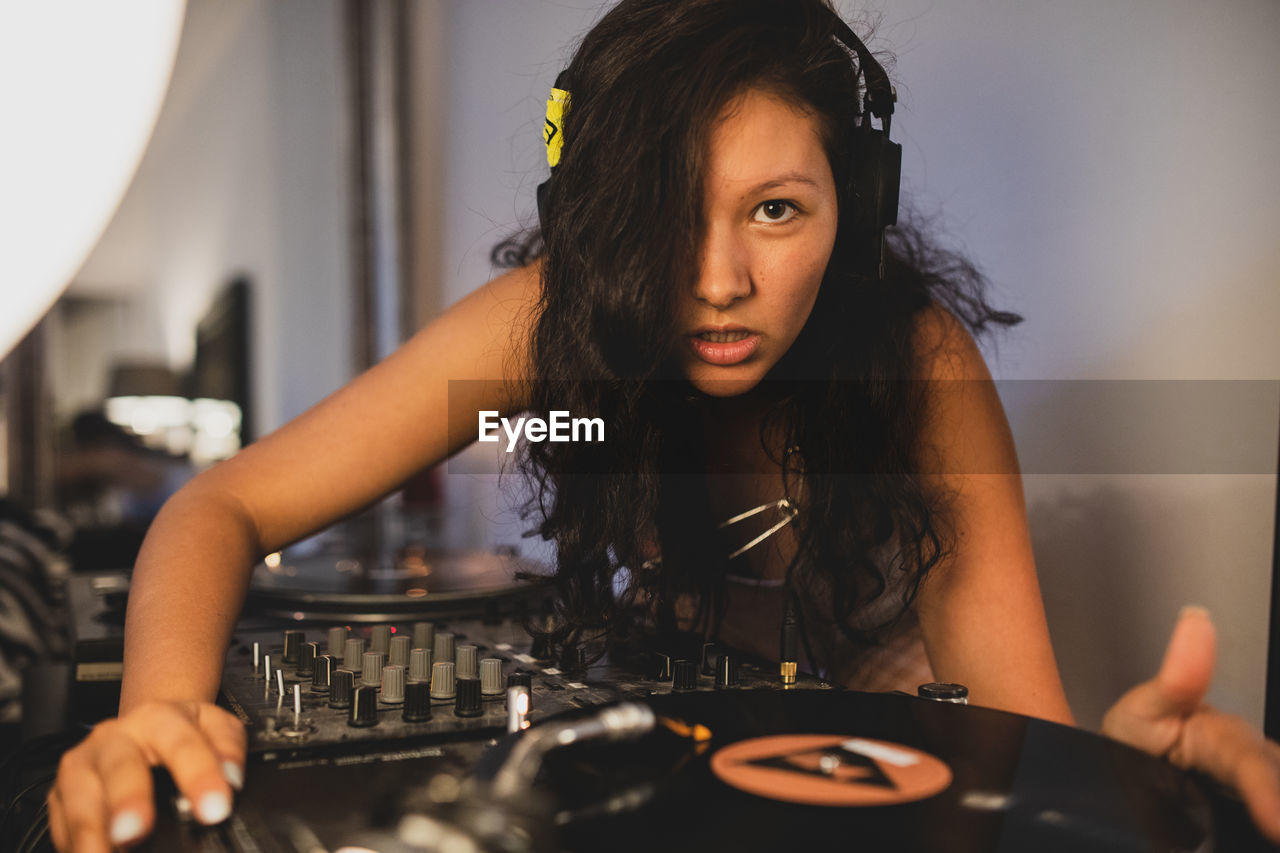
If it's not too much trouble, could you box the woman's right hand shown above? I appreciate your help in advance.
[47,700,246,851]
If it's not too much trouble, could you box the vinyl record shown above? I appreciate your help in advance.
[246,547,547,620]
[474,690,1213,853]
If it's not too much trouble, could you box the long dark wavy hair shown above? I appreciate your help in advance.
[491,0,1021,670]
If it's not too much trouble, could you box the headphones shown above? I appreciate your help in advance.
[536,4,901,282]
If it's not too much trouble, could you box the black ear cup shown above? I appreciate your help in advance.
[848,123,902,282]
[536,11,900,281]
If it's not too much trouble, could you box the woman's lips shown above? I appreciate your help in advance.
[688,331,761,366]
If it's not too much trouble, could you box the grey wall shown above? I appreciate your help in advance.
[69,0,353,436]
[434,0,1280,729]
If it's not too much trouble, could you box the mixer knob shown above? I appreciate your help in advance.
[380,664,406,704]
[507,671,532,690]
[433,632,455,665]
[408,648,432,683]
[343,638,365,668]
[454,677,482,718]
[917,682,969,704]
[480,658,504,696]
[389,635,411,668]
[370,624,393,657]
[714,653,739,689]
[414,617,435,650]
[403,681,432,723]
[327,626,348,657]
[282,630,304,665]
[297,641,319,679]
[700,642,721,676]
[456,644,478,680]
[673,659,697,692]
[349,685,379,727]
[430,661,456,700]
[329,669,354,709]
[361,651,385,688]
[312,654,334,694]
[412,621,435,652]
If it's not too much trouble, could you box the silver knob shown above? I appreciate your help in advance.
[430,660,456,700]
[370,624,392,657]
[433,632,455,665]
[455,644,478,680]
[409,648,432,683]
[343,638,365,668]
[327,626,348,657]
[480,658,504,696]
[412,621,434,652]
[380,664,406,704]
[361,651,385,688]
[389,635,411,668]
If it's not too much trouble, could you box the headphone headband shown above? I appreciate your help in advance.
[537,4,901,282]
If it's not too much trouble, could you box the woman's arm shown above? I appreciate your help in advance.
[910,304,1075,725]
[50,261,541,851]
[121,259,540,710]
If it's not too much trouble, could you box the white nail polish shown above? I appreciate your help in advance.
[110,810,144,845]
[222,760,244,791]
[197,791,231,824]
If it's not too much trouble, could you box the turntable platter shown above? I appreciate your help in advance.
[246,547,548,621]
[473,690,1213,853]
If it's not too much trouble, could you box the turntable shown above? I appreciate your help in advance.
[246,543,548,622]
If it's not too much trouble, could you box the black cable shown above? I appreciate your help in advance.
[14,801,48,853]
[0,774,55,840]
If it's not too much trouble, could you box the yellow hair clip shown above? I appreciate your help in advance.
[543,86,571,167]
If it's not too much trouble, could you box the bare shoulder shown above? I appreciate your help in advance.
[426,258,543,383]
[909,302,1016,478]
[911,302,992,383]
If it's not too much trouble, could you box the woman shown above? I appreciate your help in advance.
[48,1,1280,849]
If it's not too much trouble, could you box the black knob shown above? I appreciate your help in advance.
[918,682,969,703]
[507,671,532,689]
[297,641,319,679]
[455,677,483,717]
[715,653,739,689]
[311,654,334,695]
[403,681,433,723]
[329,669,354,709]
[700,642,720,676]
[673,659,697,692]
[282,630,304,665]
[529,634,553,661]
[349,685,379,727]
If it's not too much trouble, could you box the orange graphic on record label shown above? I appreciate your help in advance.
[711,734,952,807]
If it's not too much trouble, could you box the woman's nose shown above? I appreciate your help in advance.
[693,224,751,309]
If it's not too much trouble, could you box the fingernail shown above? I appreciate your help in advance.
[1179,605,1211,620]
[110,810,144,845]
[222,760,244,791]
[197,791,231,824]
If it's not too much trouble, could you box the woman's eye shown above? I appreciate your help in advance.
[752,200,799,224]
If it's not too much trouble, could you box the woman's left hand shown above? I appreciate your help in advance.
[1101,606,1280,844]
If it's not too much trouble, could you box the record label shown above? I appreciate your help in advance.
[711,734,953,807]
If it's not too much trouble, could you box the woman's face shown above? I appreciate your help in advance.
[678,87,839,398]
